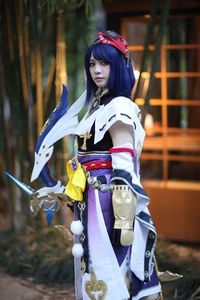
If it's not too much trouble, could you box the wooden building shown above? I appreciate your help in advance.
[103,0,200,242]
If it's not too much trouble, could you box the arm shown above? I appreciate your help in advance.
[109,121,137,246]
[109,121,133,146]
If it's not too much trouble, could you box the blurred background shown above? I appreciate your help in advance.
[0,0,200,299]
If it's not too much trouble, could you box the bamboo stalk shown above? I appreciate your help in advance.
[14,157,23,230]
[14,0,29,106]
[31,45,37,86]
[24,22,30,74]
[43,57,56,111]
[60,17,69,170]
[133,0,159,102]
[0,56,14,230]
[4,0,14,62]
[144,0,172,112]
[36,42,43,137]
[55,11,64,187]
[55,12,62,102]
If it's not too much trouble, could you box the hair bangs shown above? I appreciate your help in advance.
[92,43,115,63]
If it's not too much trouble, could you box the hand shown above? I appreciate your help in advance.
[35,180,65,198]
[29,180,65,214]
[48,192,74,206]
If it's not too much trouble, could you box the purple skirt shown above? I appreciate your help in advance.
[77,153,160,298]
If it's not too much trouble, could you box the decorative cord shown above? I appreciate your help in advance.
[82,160,112,171]
[109,147,135,158]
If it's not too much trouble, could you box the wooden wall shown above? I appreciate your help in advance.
[144,181,200,242]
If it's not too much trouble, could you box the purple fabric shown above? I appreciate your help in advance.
[78,154,111,164]
[88,168,128,266]
[132,258,160,297]
[77,153,160,295]
[78,154,128,266]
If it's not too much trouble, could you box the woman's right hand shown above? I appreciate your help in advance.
[29,180,72,214]
[34,180,65,198]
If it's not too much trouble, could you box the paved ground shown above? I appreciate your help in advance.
[0,241,200,299]
[0,268,76,300]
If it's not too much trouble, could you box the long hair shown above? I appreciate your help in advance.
[85,43,135,103]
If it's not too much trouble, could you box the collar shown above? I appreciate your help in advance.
[94,88,109,101]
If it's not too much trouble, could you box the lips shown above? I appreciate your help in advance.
[95,77,103,81]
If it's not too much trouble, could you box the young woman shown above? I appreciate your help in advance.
[65,30,162,300]
[30,30,162,300]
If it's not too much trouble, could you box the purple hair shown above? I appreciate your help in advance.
[85,43,135,103]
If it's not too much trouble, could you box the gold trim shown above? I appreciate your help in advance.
[154,256,182,282]
[78,151,109,156]
[125,270,132,297]
[85,267,108,300]
[81,258,86,274]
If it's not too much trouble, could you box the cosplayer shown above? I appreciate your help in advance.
[29,30,162,300]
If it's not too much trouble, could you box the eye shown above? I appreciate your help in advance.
[89,61,95,67]
[101,60,109,66]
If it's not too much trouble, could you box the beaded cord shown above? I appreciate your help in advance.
[82,166,113,193]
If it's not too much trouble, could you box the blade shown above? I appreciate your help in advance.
[4,171,35,196]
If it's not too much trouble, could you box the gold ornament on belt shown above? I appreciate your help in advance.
[85,267,108,300]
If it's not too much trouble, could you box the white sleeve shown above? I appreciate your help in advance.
[94,96,145,152]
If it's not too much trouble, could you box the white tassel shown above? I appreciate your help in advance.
[72,243,84,258]
[70,220,84,235]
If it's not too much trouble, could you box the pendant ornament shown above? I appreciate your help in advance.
[79,131,92,150]
[85,267,108,300]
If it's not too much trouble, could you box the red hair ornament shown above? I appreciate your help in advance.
[93,30,130,67]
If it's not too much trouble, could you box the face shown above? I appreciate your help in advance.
[89,53,110,90]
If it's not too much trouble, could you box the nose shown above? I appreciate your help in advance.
[94,63,101,74]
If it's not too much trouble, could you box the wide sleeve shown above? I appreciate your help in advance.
[95,97,149,214]
[94,96,145,154]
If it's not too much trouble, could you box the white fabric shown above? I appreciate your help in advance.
[131,206,157,282]
[110,147,150,214]
[31,90,86,182]
[75,105,104,136]
[82,187,130,300]
[74,208,83,300]
[111,143,134,175]
[131,218,148,281]
[132,283,161,300]
[94,97,145,153]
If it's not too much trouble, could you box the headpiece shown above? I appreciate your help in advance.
[92,30,130,67]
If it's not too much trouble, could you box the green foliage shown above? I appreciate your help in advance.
[65,5,95,104]
[41,0,102,15]
[0,226,74,284]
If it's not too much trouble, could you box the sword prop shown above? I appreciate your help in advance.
[4,85,86,225]
[4,171,35,195]
[4,170,57,225]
